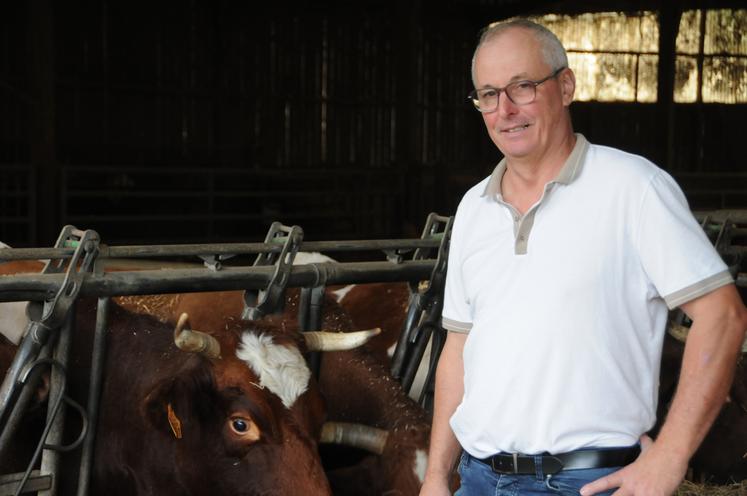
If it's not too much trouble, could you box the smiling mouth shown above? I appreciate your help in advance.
[501,124,530,133]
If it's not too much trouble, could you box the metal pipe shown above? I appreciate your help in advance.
[0,238,442,261]
[0,260,436,302]
[305,286,325,378]
[0,343,52,460]
[39,309,75,496]
[390,291,421,380]
[401,323,432,394]
[76,297,109,496]
[0,322,52,430]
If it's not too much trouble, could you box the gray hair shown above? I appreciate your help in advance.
[471,19,568,85]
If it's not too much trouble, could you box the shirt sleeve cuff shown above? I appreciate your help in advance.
[663,270,734,309]
[441,317,472,334]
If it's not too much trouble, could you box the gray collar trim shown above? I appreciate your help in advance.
[481,133,589,198]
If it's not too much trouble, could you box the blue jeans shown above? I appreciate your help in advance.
[456,451,620,496]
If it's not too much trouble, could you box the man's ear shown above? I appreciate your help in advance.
[560,67,576,106]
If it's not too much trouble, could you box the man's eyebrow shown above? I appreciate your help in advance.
[477,73,532,89]
[509,72,531,82]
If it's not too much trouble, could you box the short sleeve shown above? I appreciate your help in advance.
[442,205,473,333]
[635,170,732,309]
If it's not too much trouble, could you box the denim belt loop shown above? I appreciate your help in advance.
[534,454,543,480]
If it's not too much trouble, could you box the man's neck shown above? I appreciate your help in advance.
[501,132,576,215]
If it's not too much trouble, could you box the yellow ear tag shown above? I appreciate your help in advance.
[167,403,183,439]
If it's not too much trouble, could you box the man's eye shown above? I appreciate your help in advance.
[481,89,498,98]
[514,82,534,91]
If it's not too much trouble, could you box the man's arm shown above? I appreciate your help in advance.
[582,283,747,495]
[420,331,467,496]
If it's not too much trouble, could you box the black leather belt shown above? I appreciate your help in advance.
[476,446,640,475]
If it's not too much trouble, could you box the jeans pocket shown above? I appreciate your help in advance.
[457,451,469,473]
[546,467,620,496]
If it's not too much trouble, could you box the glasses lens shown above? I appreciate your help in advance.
[475,89,498,112]
[506,81,536,105]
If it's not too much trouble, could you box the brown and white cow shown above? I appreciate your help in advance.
[1,254,432,494]
[132,285,434,495]
[88,300,338,495]
[0,276,377,496]
[0,297,342,495]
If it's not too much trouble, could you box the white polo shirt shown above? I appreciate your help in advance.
[442,134,732,457]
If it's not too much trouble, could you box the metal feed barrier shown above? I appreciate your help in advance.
[0,213,453,496]
[1,209,746,496]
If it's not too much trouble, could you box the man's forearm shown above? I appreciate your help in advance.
[657,285,747,461]
[424,332,467,483]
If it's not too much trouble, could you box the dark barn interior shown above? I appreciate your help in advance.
[0,0,745,247]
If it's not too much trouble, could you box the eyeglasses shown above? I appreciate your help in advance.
[468,67,566,113]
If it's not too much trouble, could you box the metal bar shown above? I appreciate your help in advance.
[401,323,432,394]
[39,309,75,496]
[0,343,52,461]
[0,260,436,302]
[0,323,48,430]
[76,297,109,496]
[0,471,52,495]
[0,238,441,261]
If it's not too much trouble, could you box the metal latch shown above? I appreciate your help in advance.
[242,222,304,320]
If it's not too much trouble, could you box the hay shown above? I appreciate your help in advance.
[675,480,747,495]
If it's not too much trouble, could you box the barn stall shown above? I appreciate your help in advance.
[1,0,747,494]
[0,214,451,495]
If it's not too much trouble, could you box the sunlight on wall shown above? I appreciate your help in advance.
[491,9,747,104]
[675,9,747,103]
[530,12,658,103]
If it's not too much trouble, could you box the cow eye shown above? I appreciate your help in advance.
[226,414,260,442]
[231,419,248,433]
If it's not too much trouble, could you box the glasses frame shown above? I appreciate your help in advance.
[468,67,567,113]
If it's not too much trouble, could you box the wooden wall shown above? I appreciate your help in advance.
[0,0,744,246]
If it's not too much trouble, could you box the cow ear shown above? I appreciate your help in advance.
[142,378,187,438]
[141,364,216,438]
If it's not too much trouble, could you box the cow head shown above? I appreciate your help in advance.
[85,303,331,496]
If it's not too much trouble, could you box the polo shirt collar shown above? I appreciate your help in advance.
[481,133,589,199]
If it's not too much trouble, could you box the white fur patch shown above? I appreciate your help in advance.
[235,332,311,409]
[414,449,428,483]
[0,301,29,345]
[0,242,10,249]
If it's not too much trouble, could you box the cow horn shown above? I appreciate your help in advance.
[668,320,747,354]
[303,328,381,351]
[173,313,221,359]
[320,421,388,455]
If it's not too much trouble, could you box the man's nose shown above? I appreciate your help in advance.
[497,91,518,116]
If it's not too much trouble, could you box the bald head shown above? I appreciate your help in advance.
[471,19,568,86]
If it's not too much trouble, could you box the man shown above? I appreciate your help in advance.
[420,19,747,496]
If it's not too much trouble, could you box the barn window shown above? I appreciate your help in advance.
[675,9,747,103]
[527,12,660,103]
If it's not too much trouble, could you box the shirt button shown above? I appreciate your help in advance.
[518,235,525,241]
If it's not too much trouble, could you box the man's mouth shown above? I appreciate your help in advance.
[501,124,530,133]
